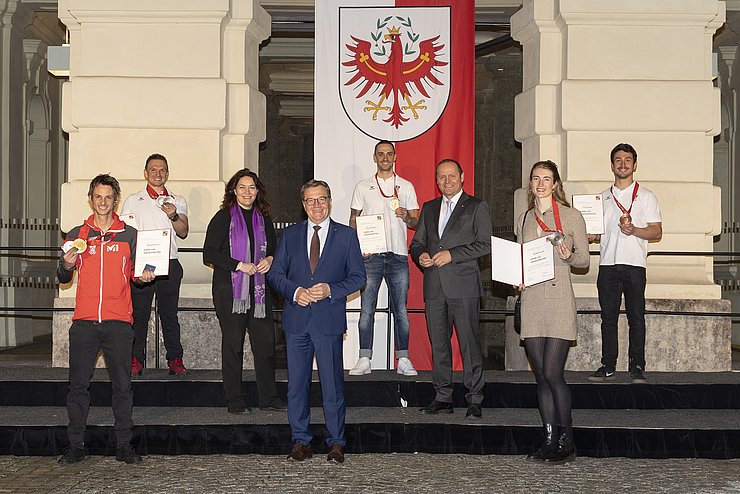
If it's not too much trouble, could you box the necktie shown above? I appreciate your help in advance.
[439,199,453,237]
[310,225,321,272]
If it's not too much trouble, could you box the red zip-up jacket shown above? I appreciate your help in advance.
[57,213,138,324]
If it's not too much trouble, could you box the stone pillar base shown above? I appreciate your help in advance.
[52,297,255,370]
[505,297,731,372]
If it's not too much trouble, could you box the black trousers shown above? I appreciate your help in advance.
[212,283,279,408]
[67,320,134,448]
[424,294,484,405]
[131,259,184,363]
[597,264,647,371]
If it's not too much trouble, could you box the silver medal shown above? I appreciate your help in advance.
[156,195,174,207]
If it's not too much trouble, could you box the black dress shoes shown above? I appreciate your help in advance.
[227,404,252,415]
[327,443,345,464]
[465,403,482,419]
[115,445,143,464]
[259,399,288,411]
[420,400,454,414]
[58,447,85,465]
[287,442,313,461]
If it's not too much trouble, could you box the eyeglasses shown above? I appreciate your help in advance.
[303,196,329,206]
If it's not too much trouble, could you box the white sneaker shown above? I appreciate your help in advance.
[396,357,418,376]
[349,357,371,376]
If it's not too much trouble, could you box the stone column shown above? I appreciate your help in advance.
[53,0,271,368]
[506,0,731,371]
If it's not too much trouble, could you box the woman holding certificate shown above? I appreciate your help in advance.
[203,169,284,414]
[515,160,588,464]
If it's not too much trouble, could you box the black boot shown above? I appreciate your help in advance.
[526,423,555,461]
[544,424,576,464]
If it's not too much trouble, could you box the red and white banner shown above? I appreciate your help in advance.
[315,0,475,371]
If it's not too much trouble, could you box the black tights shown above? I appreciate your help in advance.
[524,337,572,426]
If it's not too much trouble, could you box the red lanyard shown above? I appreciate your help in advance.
[534,200,563,234]
[611,182,639,216]
[146,184,170,200]
[77,221,117,248]
[374,173,397,199]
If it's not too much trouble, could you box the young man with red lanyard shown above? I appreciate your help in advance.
[348,140,420,377]
[121,153,189,376]
[588,143,662,383]
[57,174,155,465]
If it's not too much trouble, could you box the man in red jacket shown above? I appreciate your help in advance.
[57,174,154,465]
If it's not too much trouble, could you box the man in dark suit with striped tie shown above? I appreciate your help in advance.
[268,180,366,464]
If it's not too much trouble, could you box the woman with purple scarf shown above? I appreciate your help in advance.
[203,169,285,414]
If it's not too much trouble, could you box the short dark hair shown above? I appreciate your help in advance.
[87,174,121,204]
[374,140,395,154]
[610,143,637,164]
[300,179,331,200]
[145,153,168,170]
[221,168,271,216]
[435,158,463,174]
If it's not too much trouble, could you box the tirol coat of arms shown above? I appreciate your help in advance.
[339,7,451,141]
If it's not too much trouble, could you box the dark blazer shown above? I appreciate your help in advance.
[409,192,492,300]
[267,219,366,334]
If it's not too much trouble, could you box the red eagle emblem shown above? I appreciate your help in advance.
[343,24,447,129]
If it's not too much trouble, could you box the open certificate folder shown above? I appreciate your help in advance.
[491,235,555,287]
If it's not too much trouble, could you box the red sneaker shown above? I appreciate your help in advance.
[131,357,143,377]
[167,357,188,375]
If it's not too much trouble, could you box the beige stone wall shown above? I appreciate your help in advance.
[57,0,270,297]
[512,0,726,300]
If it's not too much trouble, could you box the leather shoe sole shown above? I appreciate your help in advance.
[227,406,252,415]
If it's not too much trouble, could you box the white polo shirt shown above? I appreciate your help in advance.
[599,182,661,268]
[121,187,188,259]
[350,173,419,256]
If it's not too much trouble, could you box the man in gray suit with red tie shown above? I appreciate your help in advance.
[268,180,366,464]
[409,159,492,419]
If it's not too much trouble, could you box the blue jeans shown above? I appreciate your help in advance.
[358,253,410,359]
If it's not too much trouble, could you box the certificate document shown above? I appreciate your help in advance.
[134,229,171,277]
[355,214,388,254]
[572,194,604,235]
[491,235,555,287]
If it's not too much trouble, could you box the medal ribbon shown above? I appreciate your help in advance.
[146,184,171,200]
[374,173,397,199]
[77,218,117,247]
[534,200,563,234]
[611,182,639,216]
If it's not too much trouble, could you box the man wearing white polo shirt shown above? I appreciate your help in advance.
[588,143,662,384]
[348,141,419,376]
[121,153,189,376]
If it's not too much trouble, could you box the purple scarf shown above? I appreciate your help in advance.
[229,204,267,317]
